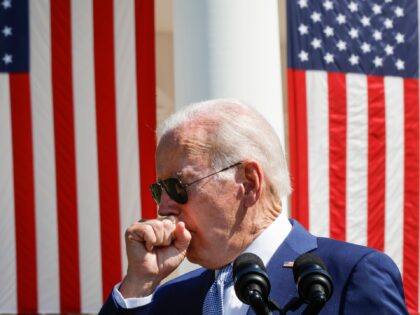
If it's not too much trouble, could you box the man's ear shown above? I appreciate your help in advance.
[241,160,263,207]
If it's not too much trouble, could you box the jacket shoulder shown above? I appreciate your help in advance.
[314,238,407,314]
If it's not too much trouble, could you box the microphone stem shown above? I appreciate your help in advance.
[302,293,327,315]
[248,290,273,315]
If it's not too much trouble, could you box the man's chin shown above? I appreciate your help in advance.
[185,247,198,263]
[185,246,207,267]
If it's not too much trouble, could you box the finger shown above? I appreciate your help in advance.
[160,218,177,246]
[173,222,191,251]
[125,219,148,242]
[145,217,176,246]
[137,224,157,251]
[144,222,164,247]
[129,219,176,250]
[126,224,158,252]
[126,232,154,252]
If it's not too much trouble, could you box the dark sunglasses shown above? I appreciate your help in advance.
[150,162,242,204]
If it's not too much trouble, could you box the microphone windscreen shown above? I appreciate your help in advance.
[233,252,265,278]
[233,252,271,305]
[293,253,326,282]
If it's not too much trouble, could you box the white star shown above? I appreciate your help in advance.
[385,45,394,55]
[311,38,322,49]
[336,14,346,25]
[297,0,308,9]
[336,40,347,51]
[298,24,309,35]
[372,4,382,15]
[323,0,333,11]
[2,25,12,37]
[373,30,382,41]
[361,42,371,53]
[1,0,11,9]
[311,12,322,23]
[349,54,359,65]
[395,7,404,18]
[323,26,334,37]
[361,16,371,27]
[373,56,383,67]
[349,28,359,39]
[385,0,393,2]
[324,53,334,64]
[298,50,309,62]
[395,33,405,44]
[395,59,405,70]
[2,53,12,64]
[384,18,393,29]
[348,2,358,12]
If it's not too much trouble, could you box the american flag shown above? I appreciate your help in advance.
[0,0,156,313]
[287,0,419,313]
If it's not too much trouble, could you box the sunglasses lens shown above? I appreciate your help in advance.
[150,178,188,204]
[164,178,188,204]
[150,183,162,204]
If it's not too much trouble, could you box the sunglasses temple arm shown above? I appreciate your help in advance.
[185,162,242,187]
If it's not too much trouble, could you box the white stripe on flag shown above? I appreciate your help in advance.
[345,73,368,246]
[384,76,404,270]
[114,0,142,276]
[30,1,60,311]
[306,70,329,237]
[71,0,103,312]
[0,74,17,313]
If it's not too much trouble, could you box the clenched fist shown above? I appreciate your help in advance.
[119,216,192,298]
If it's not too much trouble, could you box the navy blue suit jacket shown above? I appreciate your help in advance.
[99,219,408,314]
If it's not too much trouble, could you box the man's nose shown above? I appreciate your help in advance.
[157,191,180,217]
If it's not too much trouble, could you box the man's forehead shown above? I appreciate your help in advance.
[157,124,215,156]
[155,153,209,180]
[156,132,211,174]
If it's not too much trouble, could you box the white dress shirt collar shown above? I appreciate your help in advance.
[242,209,292,265]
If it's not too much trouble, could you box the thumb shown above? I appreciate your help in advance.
[173,221,191,252]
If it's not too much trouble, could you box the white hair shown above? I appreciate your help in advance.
[157,98,291,198]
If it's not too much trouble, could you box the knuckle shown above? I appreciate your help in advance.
[160,215,176,224]
[162,220,174,229]
[125,225,136,236]
[145,218,160,227]
[143,224,154,234]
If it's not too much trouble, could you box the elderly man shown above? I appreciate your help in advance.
[100,99,408,314]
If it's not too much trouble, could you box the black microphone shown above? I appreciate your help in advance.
[233,253,272,315]
[292,253,333,314]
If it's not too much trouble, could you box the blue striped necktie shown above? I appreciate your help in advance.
[202,264,233,315]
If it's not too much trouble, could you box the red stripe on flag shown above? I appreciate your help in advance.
[135,0,157,219]
[287,69,309,228]
[9,74,38,313]
[328,72,347,241]
[93,0,123,300]
[367,76,386,251]
[403,78,419,313]
[51,1,81,312]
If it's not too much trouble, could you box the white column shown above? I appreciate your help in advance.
[173,0,284,145]
[173,0,284,274]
